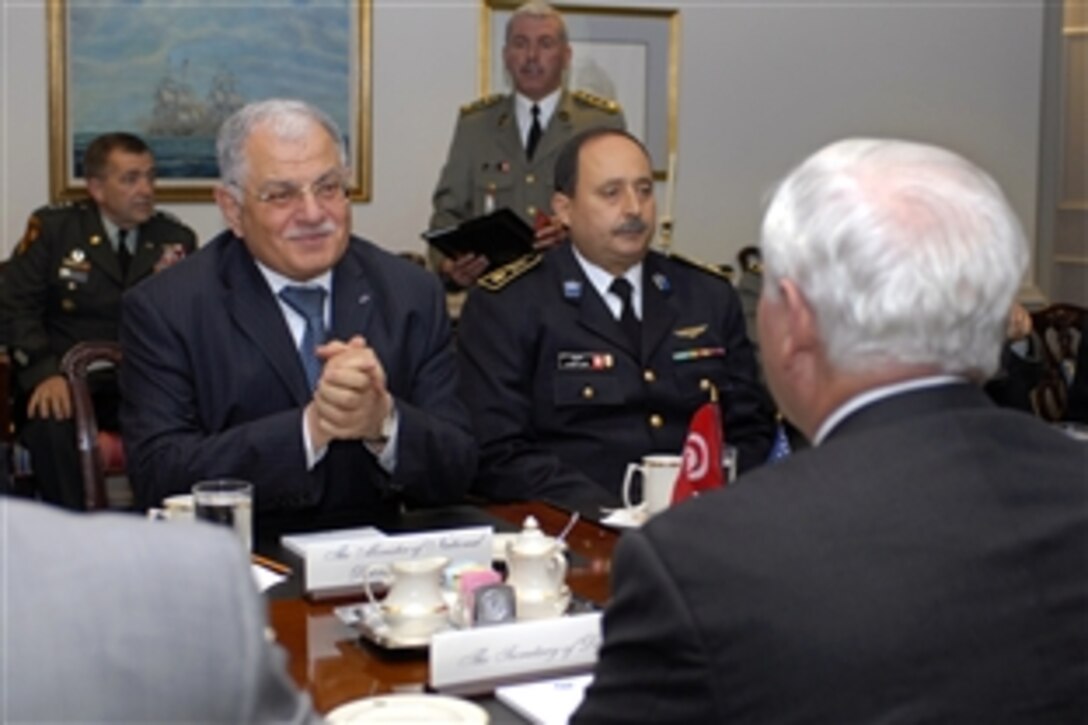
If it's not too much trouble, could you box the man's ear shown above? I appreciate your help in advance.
[214,185,245,239]
[552,192,572,228]
[87,177,105,206]
[778,279,819,358]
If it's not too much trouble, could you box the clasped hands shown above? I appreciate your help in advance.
[305,335,392,452]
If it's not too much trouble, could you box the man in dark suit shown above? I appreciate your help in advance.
[574,139,1088,723]
[458,129,774,513]
[4,132,195,508]
[429,0,625,289]
[2,496,318,722]
[121,99,475,534]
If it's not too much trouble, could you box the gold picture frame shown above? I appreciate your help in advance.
[481,1,680,179]
[48,0,372,203]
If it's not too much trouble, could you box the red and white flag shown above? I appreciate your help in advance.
[672,402,726,504]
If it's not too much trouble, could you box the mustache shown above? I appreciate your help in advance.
[285,222,337,240]
[613,218,649,235]
[518,62,542,74]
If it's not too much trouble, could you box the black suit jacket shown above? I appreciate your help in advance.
[575,384,1088,723]
[458,245,774,512]
[5,201,195,395]
[120,231,476,530]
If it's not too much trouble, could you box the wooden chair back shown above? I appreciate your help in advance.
[60,341,124,509]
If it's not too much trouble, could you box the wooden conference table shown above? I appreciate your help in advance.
[263,501,620,716]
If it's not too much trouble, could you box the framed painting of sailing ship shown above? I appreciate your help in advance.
[480,1,679,179]
[48,0,372,202]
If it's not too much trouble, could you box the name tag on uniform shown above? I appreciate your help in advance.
[558,352,614,371]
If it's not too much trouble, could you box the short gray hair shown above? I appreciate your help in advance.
[216,99,347,191]
[760,138,1027,380]
[506,0,567,44]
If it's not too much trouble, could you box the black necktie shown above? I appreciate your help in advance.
[278,286,328,389]
[526,104,543,160]
[610,277,641,349]
[116,229,131,276]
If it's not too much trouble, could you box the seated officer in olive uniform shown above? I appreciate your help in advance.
[4,132,196,509]
[457,129,776,513]
[429,0,625,289]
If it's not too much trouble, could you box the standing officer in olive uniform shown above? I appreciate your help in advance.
[4,132,196,508]
[429,0,625,289]
[457,129,775,513]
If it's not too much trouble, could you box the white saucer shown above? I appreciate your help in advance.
[600,506,648,529]
[517,585,572,620]
[326,693,488,724]
[334,602,451,650]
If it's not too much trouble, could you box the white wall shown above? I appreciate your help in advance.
[2,0,1046,279]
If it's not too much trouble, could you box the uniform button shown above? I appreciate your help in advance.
[61,299,76,311]
[67,283,76,291]
[643,369,656,383]
[700,378,712,391]
[649,413,664,428]
[526,173,536,184]
[582,386,595,400]
[527,205,537,217]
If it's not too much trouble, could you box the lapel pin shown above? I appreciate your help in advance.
[358,293,371,305]
[563,280,582,299]
[653,273,670,292]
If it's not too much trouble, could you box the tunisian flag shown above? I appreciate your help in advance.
[672,402,726,504]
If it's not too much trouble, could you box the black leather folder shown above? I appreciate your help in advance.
[422,208,534,270]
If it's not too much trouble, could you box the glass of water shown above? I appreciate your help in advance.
[192,479,253,551]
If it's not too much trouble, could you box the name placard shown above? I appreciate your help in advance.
[284,526,493,597]
[430,612,602,695]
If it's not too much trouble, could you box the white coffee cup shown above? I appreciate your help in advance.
[364,557,450,641]
[192,479,252,551]
[622,454,683,516]
[148,493,195,522]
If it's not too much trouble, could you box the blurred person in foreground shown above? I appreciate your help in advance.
[429,0,625,289]
[574,138,1088,723]
[3,132,195,508]
[458,128,774,513]
[121,99,474,535]
[1,496,317,722]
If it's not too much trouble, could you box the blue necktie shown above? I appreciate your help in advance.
[278,285,328,389]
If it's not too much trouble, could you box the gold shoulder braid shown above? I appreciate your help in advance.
[571,90,620,114]
[668,251,733,282]
[460,93,505,116]
[477,254,543,292]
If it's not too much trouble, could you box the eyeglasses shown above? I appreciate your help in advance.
[234,173,349,210]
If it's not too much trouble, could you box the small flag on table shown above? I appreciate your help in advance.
[672,401,726,504]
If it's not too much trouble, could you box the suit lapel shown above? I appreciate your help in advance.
[495,96,524,166]
[220,237,312,404]
[127,230,163,283]
[555,246,635,356]
[642,255,679,360]
[329,245,377,344]
[81,206,123,284]
[530,90,572,170]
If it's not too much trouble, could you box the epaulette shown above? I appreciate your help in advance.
[477,253,543,292]
[668,251,733,283]
[572,90,621,115]
[460,93,505,116]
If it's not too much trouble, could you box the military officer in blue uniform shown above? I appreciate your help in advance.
[429,0,625,289]
[4,132,196,508]
[457,129,775,512]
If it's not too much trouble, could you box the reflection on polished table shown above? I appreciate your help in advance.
[265,502,619,716]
